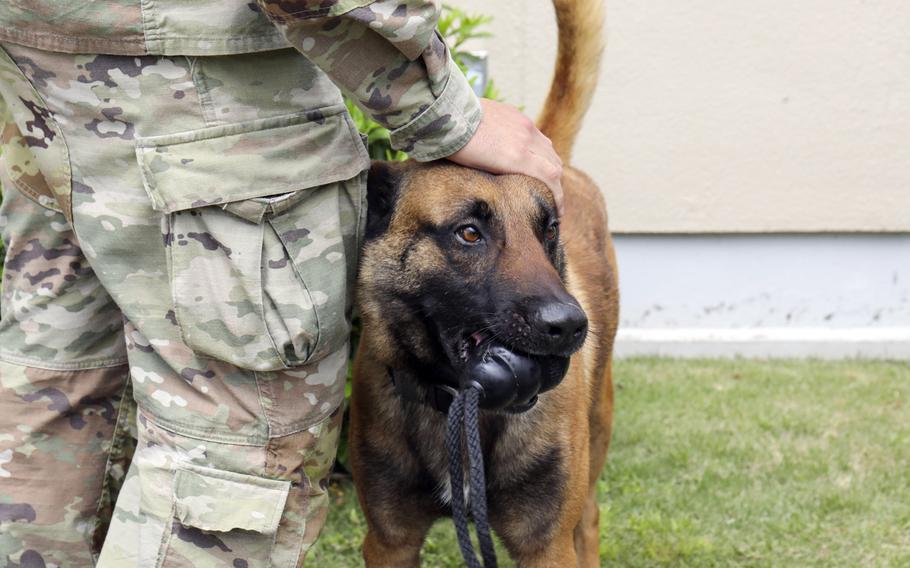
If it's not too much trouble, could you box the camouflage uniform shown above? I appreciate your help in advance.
[0,1,481,565]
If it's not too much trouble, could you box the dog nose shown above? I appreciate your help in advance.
[531,302,588,352]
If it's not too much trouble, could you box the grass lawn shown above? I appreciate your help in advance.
[309,358,910,567]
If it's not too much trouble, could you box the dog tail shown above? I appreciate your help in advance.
[537,0,605,163]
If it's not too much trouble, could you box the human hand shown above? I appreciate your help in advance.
[447,99,564,215]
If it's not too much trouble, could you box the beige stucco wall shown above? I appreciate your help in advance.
[453,0,910,233]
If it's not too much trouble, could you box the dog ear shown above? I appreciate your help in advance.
[365,160,406,240]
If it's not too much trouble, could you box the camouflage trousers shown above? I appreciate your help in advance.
[0,42,369,566]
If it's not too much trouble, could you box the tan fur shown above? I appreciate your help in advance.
[351,1,615,565]
[537,0,606,162]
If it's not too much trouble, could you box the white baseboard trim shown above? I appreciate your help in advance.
[614,327,910,359]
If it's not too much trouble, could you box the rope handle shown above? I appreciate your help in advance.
[446,384,499,568]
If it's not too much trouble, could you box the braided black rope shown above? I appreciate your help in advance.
[446,385,499,568]
[464,388,497,565]
[445,390,476,567]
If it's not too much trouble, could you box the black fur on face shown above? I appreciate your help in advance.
[360,161,587,387]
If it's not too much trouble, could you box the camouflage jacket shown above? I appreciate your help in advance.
[0,0,481,160]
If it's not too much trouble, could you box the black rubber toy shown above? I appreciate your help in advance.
[461,344,570,412]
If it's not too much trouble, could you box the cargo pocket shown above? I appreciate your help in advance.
[158,464,291,568]
[0,45,71,218]
[136,107,369,371]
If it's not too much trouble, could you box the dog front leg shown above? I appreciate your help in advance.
[513,530,577,568]
[573,487,601,568]
[362,519,432,568]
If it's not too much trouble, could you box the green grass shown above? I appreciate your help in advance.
[309,358,910,567]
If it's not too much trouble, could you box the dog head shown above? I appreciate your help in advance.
[358,161,588,399]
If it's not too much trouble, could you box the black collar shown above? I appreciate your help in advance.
[387,367,458,413]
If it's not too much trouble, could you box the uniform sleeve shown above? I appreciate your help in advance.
[256,0,482,162]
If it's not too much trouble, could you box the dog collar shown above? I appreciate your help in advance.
[387,367,458,413]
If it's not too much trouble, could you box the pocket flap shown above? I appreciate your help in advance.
[172,464,290,535]
[136,106,369,214]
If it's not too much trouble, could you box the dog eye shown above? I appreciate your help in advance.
[456,225,483,245]
[545,222,559,242]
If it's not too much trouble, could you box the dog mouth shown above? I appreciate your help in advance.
[457,331,489,362]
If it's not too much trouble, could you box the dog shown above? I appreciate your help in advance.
[348,0,618,565]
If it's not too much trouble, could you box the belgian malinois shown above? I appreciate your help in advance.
[349,0,618,565]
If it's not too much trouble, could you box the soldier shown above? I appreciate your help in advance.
[0,0,563,565]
